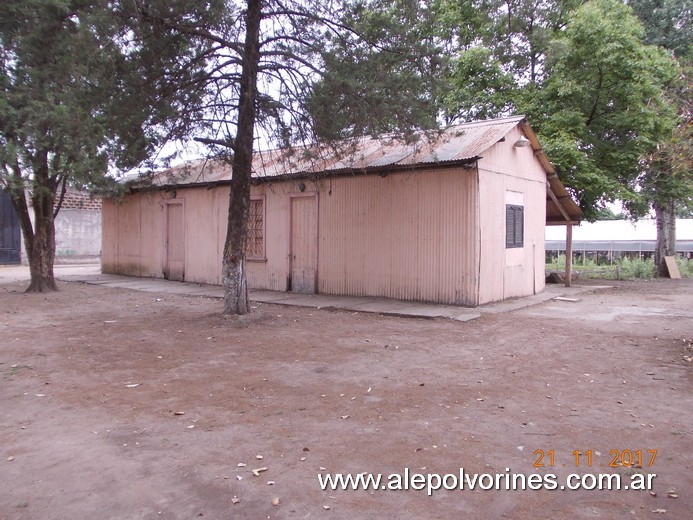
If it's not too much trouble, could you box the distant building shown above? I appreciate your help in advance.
[51,189,102,261]
[546,219,693,260]
[1,187,102,265]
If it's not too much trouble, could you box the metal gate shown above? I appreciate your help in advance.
[0,189,21,265]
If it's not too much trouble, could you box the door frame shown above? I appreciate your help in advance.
[288,192,319,293]
[164,199,185,280]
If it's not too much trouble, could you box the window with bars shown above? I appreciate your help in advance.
[506,204,524,248]
[246,197,265,259]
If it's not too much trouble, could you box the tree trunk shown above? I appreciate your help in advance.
[222,0,261,315]
[26,211,57,292]
[654,199,676,277]
[27,165,58,292]
[8,158,58,292]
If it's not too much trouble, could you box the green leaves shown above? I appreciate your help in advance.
[628,0,692,59]
[430,0,687,222]
[308,0,442,140]
[525,0,678,219]
[441,46,514,122]
[0,0,149,190]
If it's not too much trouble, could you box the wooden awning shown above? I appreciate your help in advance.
[546,174,583,226]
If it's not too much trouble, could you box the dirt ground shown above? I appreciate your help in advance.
[0,276,691,520]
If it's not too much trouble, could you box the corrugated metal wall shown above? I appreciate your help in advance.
[102,192,167,279]
[316,168,479,305]
[102,145,549,306]
[246,183,290,291]
[477,127,546,304]
[102,167,481,305]
[101,197,117,271]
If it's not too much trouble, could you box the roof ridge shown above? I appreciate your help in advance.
[132,115,531,186]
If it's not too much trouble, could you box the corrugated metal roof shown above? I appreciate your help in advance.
[129,115,582,225]
[138,115,526,186]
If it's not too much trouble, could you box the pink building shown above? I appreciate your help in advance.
[102,116,581,306]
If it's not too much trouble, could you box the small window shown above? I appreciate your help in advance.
[246,197,265,260]
[506,204,524,248]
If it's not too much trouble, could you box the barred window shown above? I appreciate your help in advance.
[506,204,524,248]
[246,197,265,259]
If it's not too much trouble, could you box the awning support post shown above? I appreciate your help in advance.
[565,224,573,288]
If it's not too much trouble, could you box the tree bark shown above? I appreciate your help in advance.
[222,0,262,315]
[26,187,58,292]
[7,153,58,292]
[654,199,676,277]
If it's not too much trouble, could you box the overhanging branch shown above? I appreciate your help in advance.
[193,137,236,151]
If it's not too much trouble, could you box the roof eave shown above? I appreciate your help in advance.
[125,157,481,193]
[519,121,583,225]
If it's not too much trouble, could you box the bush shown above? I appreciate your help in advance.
[618,257,655,279]
[545,255,693,279]
[675,257,693,278]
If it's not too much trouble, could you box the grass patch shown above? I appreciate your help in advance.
[676,256,693,277]
[546,255,692,280]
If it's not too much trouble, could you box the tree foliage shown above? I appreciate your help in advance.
[434,0,584,123]
[516,0,678,219]
[440,45,515,122]
[128,0,437,152]
[628,0,692,59]
[308,0,442,140]
[0,0,157,291]
[626,0,692,273]
[432,0,687,227]
[476,0,584,84]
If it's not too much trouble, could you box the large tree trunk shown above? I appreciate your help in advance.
[654,199,676,277]
[8,155,58,292]
[221,0,261,315]
[26,188,58,292]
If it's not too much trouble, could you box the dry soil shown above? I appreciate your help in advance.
[0,277,691,519]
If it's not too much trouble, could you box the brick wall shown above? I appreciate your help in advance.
[56,191,102,211]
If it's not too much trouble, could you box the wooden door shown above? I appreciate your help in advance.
[165,201,185,281]
[290,195,318,293]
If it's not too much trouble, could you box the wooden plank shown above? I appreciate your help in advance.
[546,182,572,223]
[664,256,681,279]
